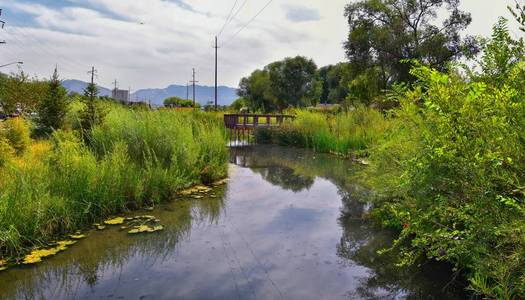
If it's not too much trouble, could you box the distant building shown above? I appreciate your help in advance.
[112,89,129,103]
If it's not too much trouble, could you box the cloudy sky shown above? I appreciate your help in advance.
[0,0,522,90]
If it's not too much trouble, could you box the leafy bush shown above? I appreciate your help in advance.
[365,62,525,298]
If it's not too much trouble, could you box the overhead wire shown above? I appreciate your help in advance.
[8,26,89,74]
[220,0,274,48]
[217,0,239,37]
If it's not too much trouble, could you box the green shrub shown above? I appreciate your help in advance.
[365,64,525,298]
[254,127,274,144]
[0,118,31,154]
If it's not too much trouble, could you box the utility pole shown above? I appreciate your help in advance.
[112,79,118,99]
[89,66,96,85]
[190,68,199,110]
[186,82,189,100]
[87,66,97,102]
[214,36,219,111]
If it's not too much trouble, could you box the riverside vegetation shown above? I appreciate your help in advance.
[250,18,525,299]
[0,103,228,260]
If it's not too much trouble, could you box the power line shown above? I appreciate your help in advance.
[8,26,88,72]
[228,0,250,28]
[217,0,239,37]
[220,0,274,48]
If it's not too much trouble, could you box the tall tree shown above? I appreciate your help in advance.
[267,56,319,110]
[0,72,46,114]
[344,0,478,85]
[80,81,105,135]
[37,67,68,134]
[238,69,276,113]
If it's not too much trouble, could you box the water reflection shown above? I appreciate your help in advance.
[0,145,464,300]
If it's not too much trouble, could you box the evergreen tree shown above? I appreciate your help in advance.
[80,81,105,137]
[37,67,68,134]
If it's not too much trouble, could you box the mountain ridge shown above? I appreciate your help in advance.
[61,79,238,106]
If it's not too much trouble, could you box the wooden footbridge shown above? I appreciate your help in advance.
[223,114,295,145]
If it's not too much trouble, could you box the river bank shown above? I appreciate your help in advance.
[0,106,228,261]
[0,146,466,299]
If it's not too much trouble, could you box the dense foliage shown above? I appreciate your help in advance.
[163,96,194,108]
[0,72,47,114]
[0,105,228,258]
[362,19,525,298]
[344,0,478,84]
[36,68,68,135]
[238,56,320,112]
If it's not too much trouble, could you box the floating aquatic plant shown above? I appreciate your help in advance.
[22,240,76,264]
[104,217,125,225]
[69,234,86,240]
[128,225,164,234]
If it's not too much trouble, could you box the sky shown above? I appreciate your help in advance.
[0,0,522,90]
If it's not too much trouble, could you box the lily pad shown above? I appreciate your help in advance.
[128,225,164,234]
[104,217,125,225]
[0,267,6,271]
[96,225,106,230]
[22,240,78,264]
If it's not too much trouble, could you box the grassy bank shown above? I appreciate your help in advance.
[254,106,392,156]
[0,105,228,258]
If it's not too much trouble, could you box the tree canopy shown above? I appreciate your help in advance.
[164,96,194,108]
[344,0,478,86]
[238,56,320,112]
[0,72,47,114]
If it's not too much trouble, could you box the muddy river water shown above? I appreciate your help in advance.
[0,146,465,299]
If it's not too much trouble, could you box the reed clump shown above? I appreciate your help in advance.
[0,106,228,258]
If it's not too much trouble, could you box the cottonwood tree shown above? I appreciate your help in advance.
[238,56,320,112]
[344,0,478,86]
[238,69,277,113]
[267,56,320,110]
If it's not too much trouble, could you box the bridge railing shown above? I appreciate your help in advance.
[224,114,295,129]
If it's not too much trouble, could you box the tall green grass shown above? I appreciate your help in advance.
[257,107,391,155]
[0,107,228,257]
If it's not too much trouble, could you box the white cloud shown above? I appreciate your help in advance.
[0,0,522,90]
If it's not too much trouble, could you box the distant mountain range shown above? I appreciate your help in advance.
[61,80,238,107]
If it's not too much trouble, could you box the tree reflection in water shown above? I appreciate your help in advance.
[0,146,466,300]
[231,145,466,299]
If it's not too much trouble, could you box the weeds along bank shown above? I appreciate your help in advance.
[254,106,392,156]
[0,105,228,258]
